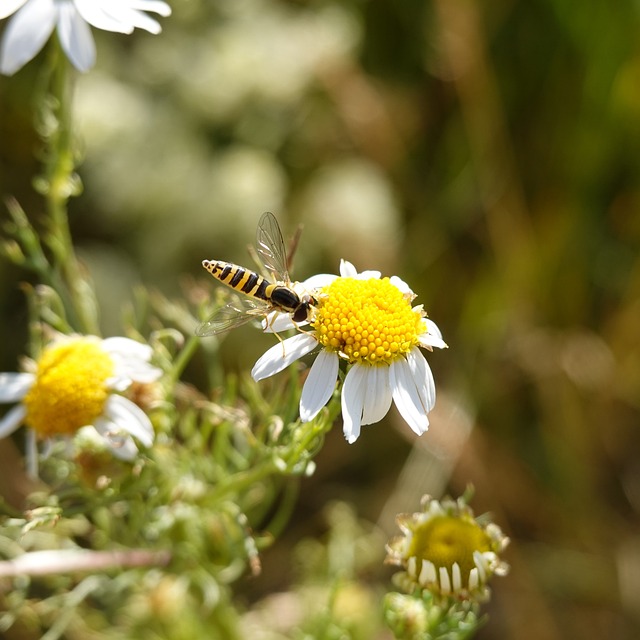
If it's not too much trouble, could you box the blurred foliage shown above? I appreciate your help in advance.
[2,0,640,638]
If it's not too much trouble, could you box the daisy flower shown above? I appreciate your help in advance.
[0,0,171,76]
[251,260,447,443]
[0,335,161,461]
[385,493,509,602]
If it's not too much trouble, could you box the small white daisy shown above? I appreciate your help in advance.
[0,0,171,76]
[251,260,447,444]
[0,335,161,461]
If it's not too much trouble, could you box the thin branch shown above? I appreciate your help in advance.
[0,548,171,578]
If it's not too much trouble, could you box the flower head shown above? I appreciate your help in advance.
[251,260,447,443]
[0,0,171,76]
[0,335,161,460]
[385,493,509,602]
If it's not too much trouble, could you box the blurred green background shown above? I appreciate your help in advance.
[2,0,640,637]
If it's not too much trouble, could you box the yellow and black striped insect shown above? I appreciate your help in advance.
[197,212,317,337]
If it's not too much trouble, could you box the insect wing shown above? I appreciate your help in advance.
[196,297,267,336]
[256,211,290,282]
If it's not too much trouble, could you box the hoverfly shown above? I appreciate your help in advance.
[196,212,317,337]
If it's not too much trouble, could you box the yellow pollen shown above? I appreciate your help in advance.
[408,515,492,588]
[23,338,115,438]
[313,277,424,365]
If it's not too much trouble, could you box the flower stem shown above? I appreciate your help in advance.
[37,39,97,335]
[208,458,281,503]
[287,390,342,463]
[169,335,200,386]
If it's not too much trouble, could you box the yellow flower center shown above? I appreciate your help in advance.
[408,515,492,588]
[23,338,114,438]
[313,277,424,364]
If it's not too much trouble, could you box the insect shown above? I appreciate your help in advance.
[197,212,317,337]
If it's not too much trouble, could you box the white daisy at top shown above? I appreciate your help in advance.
[0,335,161,460]
[0,0,171,76]
[251,260,447,443]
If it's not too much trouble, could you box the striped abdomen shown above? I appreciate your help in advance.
[202,260,270,301]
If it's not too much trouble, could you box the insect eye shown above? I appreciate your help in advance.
[293,306,309,323]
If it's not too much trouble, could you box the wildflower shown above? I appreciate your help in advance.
[0,0,171,76]
[0,336,161,460]
[385,494,509,602]
[251,260,447,443]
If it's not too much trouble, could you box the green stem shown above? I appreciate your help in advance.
[261,478,299,539]
[169,335,200,386]
[286,391,342,464]
[208,386,341,505]
[39,39,97,335]
[45,43,74,249]
[207,458,279,504]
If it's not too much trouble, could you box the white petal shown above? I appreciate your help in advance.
[0,403,26,438]
[73,0,131,33]
[339,259,358,277]
[439,566,451,594]
[408,347,436,412]
[360,365,393,425]
[102,337,153,362]
[262,311,296,333]
[424,318,442,339]
[354,269,382,280]
[407,556,417,577]
[420,559,437,585]
[102,337,161,384]
[109,8,162,34]
[127,0,171,17]
[56,2,95,72]
[341,364,370,443]
[0,373,34,402]
[99,394,154,447]
[110,437,139,460]
[106,375,132,392]
[451,562,462,592]
[93,419,140,460]
[473,550,487,582]
[338,259,381,280]
[91,0,171,34]
[390,275,413,296]
[127,360,162,383]
[104,430,139,460]
[418,318,447,350]
[418,335,448,351]
[300,273,337,290]
[0,0,28,20]
[107,360,161,387]
[468,567,479,591]
[389,353,430,436]
[106,365,160,390]
[299,350,339,422]
[251,333,317,382]
[0,0,56,75]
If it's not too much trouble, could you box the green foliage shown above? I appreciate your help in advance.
[1,0,640,637]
